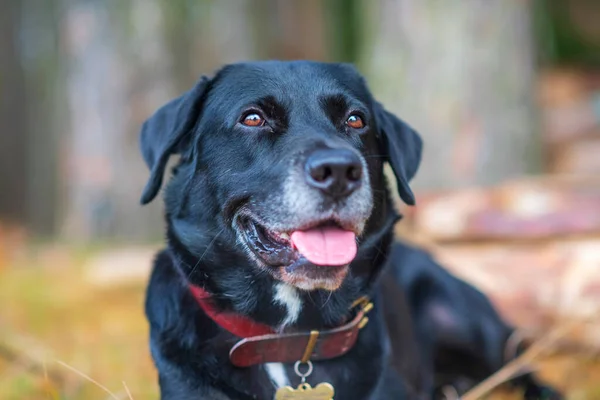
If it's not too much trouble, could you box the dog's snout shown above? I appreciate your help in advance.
[305,149,363,199]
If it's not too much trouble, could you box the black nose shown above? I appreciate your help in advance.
[305,149,363,198]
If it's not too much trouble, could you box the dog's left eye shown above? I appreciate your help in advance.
[346,114,365,129]
[241,112,265,127]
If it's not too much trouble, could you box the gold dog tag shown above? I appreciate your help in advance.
[275,382,334,400]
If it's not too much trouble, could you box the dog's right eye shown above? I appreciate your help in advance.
[241,112,265,127]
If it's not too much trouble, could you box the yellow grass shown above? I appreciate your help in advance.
[0,247,157,399]
[0,246,599,399]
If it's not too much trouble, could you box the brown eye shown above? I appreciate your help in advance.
[242,113,265,127]
[346,114,365,129]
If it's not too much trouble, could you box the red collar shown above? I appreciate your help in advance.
[189,285,274,338]
[189,284,373,367]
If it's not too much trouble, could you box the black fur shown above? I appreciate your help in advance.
[140,60,561,399]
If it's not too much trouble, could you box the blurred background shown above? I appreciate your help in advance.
[1,0,599,399]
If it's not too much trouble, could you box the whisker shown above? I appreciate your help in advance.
[321,290,334,309]
[188,229,225,279]
[306,290,316,307]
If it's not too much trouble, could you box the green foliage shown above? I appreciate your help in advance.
[534,0,600,67]
[326,0,364,64]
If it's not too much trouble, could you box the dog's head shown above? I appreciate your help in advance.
[140,61,421,293]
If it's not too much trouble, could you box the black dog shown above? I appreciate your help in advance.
[140,61,561,399]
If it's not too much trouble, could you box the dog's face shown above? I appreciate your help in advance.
[140,61,421,292]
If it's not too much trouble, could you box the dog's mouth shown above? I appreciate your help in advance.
[236,214,359,290]
[238,216,358,266]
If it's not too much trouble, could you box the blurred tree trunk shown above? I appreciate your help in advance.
[1,0,64,236]
[0,0,29,227]
[20,0,64,236]
[363,0,542,192]
[59,0,173,242]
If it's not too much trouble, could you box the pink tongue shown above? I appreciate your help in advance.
[290,227,357,266]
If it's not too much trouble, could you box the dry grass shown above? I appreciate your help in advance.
[0,246,157,399]
[0,245,599,399]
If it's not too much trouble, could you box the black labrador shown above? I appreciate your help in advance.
[140,61,561,399]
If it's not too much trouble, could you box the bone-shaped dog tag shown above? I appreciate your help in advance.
[275,382,334,400]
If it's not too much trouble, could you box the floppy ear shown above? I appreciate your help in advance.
[139,76,210,205]
[373,101,423,206]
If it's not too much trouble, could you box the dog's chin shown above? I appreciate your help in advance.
[275,258,350,291]
[234,213,357,291]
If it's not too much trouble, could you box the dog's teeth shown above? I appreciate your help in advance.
[279,233,290,240]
